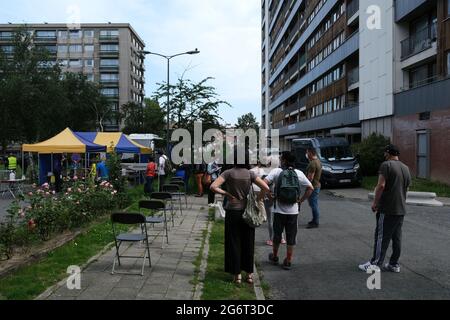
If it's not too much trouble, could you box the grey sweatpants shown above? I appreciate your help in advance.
[371,213,405,266]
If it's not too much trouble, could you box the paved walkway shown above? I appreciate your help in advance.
[40,196,209,300]
[255,193,450,300]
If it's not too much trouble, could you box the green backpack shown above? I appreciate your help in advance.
[275,168,301,205]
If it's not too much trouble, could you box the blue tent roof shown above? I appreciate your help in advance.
[75,132,150,154]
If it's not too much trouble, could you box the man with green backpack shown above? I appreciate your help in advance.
[264,151,314,270]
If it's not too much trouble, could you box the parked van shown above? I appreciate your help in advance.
[292,138,361,187]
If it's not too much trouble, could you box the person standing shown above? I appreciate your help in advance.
[265,152,314,270]
[306,147,322,229]
[157,151,167,191]
[96,157,109,181]
[53,154,63,193]
[7,153,17,172]
[359,144,411,273]
[193,161,206,197]
[207,159,221,206]
[250,162,268,222]
[145,156,156,195]
[210,153,270,284]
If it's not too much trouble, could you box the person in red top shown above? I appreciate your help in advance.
[145,156,156,195]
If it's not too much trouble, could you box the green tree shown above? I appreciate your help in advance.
[352,133,391,176]
[236,113,260,132]
[152,77,231,134]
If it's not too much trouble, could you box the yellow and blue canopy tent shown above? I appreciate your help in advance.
[74,132,152,154]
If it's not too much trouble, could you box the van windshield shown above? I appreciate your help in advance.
[320,146,354,162]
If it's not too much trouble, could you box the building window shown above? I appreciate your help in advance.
[85,45,94,52]
[57,45,67,53]
[85,59,94,67]
[58,31,68,39]
[100,59,119,66]
[101,73,119,81]
[35,31,56,38]
[69,30,81,39]
[448,0,450,16]
[100,30,119,38]
[86,74,94,82]
[84,30,94,38]
[100,44,119,52]
[59,59,69,67]
[69,59,81,67]
[101,88,119,96]
[69,45,82,53]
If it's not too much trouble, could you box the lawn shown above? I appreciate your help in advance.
[201,211,256,300]
[0,186,145,300]
[362,176,450,198]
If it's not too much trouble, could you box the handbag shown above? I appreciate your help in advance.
[243,187,264,228]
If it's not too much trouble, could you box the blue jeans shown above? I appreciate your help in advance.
[145,176,154,195]
[308,188,321,225]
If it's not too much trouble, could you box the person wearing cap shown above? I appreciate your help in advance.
[359,144,411,274]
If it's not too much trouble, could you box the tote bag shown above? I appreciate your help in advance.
[243,187,264,228]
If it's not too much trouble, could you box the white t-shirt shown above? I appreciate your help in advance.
[158,156,166,176]
[250,166,269,192]
[265,168,313,215]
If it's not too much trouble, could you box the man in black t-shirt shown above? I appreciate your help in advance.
[359,144,411,273]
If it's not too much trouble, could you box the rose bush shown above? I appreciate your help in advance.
[0,177,127,259]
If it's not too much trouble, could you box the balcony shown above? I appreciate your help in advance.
[100,65,120,71]
[347,0,359,25]
[100,79,119,86]
[34,36,57,42]
[347,68,359,89]
[99,35,119,41]
[395,0,428,22]
[100,50,119,56]
[395,76,450,116]
[401,23,437,60]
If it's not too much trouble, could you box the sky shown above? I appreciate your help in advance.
[1,0,262,126]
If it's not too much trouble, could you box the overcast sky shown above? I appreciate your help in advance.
[1,0,262,126]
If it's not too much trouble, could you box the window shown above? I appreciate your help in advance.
[448,0,450,17]
[36,31,56,38]
[0,31,13,39]
[86,74,94,82]
[58,31,68,39]
[58,45,67,53]
[69,30,81,39]
[69,45,82,53]
[59,59,69,67]
[69,59,81,67]
[100,59,119,66]
[100,44,119,52]
[85,59,94,67]
[84,45,94,52]
[100,30,119,38]
[0,46,14,54]
[101,88,119,96]
[84,30,94,38]
[101,73,119,81]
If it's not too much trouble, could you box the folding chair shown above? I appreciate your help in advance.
[111,213,151,276]
[170,180,188,209]
[139,200,169,247]
[150,192,175,227]
[163,184,183,217]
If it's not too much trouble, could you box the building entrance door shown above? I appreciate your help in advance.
[417,130,429,179]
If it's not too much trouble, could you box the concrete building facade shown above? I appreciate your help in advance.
[0,23,146,131]
[261,0,450,183]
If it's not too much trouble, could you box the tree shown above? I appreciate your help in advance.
[352,133,391,176]
[0,27,113,148]
[120,99,165,135]
[236,113,260,132]
[152,76,231,135]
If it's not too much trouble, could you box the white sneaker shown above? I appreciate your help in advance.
[384,263,401,273]
[358,261,380,272]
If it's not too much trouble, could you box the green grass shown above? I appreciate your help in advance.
[201,212,256,300]
[362,176,450,198]
[0,186,146,300]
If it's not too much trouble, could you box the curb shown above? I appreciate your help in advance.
[193,214,213,301]
[253,264,266,301]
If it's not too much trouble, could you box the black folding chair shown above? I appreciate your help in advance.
[111,213,151,276]
[163,184,184,217]
[169,181,188,209]
[150,192,175,227]
[139,200,169,247]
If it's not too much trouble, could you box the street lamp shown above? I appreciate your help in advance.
[139,49,200,157]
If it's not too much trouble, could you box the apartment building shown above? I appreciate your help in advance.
[0,23,146,132]
[262,0,450,183]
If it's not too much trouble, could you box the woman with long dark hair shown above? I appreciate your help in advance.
[210,150,270,284]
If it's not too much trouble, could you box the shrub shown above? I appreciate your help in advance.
[352,133,390,176]
[0,203,18,260]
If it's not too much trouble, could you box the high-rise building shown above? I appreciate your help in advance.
[0,23,146,131]
[262,0,450,183]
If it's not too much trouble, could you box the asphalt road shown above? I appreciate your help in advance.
[255,192,450,300]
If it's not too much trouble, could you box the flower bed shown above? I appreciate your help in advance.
[0,177,130,260]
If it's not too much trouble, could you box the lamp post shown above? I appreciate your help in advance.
[139,49,200,157]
